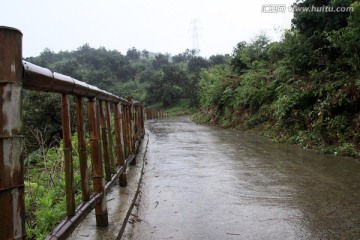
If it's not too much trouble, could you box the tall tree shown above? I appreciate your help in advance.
[126,47,141,60]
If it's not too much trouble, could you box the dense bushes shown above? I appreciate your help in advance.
[196,1,360,158]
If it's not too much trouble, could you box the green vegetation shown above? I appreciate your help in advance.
[25,135,90,239]
[194,0,360,158]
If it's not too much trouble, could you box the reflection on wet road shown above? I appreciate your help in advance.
[124,116,360,239]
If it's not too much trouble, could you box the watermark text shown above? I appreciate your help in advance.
[261,4,353,13]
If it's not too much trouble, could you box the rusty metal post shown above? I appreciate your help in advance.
[105,102,116,174]
[0,27,25,240]
[61,94,76,217]
[99,101,111,182]
[75,96,90,201]
[88,98,108,227]
[113,103,127,187]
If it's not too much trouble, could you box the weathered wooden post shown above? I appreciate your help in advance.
[88,98,108,227]
[0,26,25,239]
[61,94,76,217]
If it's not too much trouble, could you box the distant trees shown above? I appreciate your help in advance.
[209,54,228,66]
[152,53,170,70]
[126,47,141,60]
[188,56,209,75]
[141,49,149,59]
[146,64,188,107]
[145,49,227,108]
[171,49,198,63]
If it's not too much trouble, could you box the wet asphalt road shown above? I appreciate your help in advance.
[124,116,360,240]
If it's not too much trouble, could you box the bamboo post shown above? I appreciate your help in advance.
[128,104,134,157]
[61,94,76,217]
[105,102,116,174]
[133,106,138,141]
[122,104,129,158]
[99,101,111,182]
[133,105,139,154]
[141,105,145,136]
[75,96,90,201]
[0,26,25,239]
[114,103,127,187]
[88,98,108,227]
[137,106,141,137]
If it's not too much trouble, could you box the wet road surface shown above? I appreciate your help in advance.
[124,116,360,239]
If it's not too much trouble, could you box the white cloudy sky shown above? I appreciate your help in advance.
[1,0,296,58]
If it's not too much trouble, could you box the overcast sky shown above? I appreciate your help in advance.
[1,0,296,58]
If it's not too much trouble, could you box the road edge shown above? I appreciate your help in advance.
[117,132,149,239]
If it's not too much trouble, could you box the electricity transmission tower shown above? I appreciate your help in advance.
[189,19,201,55]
